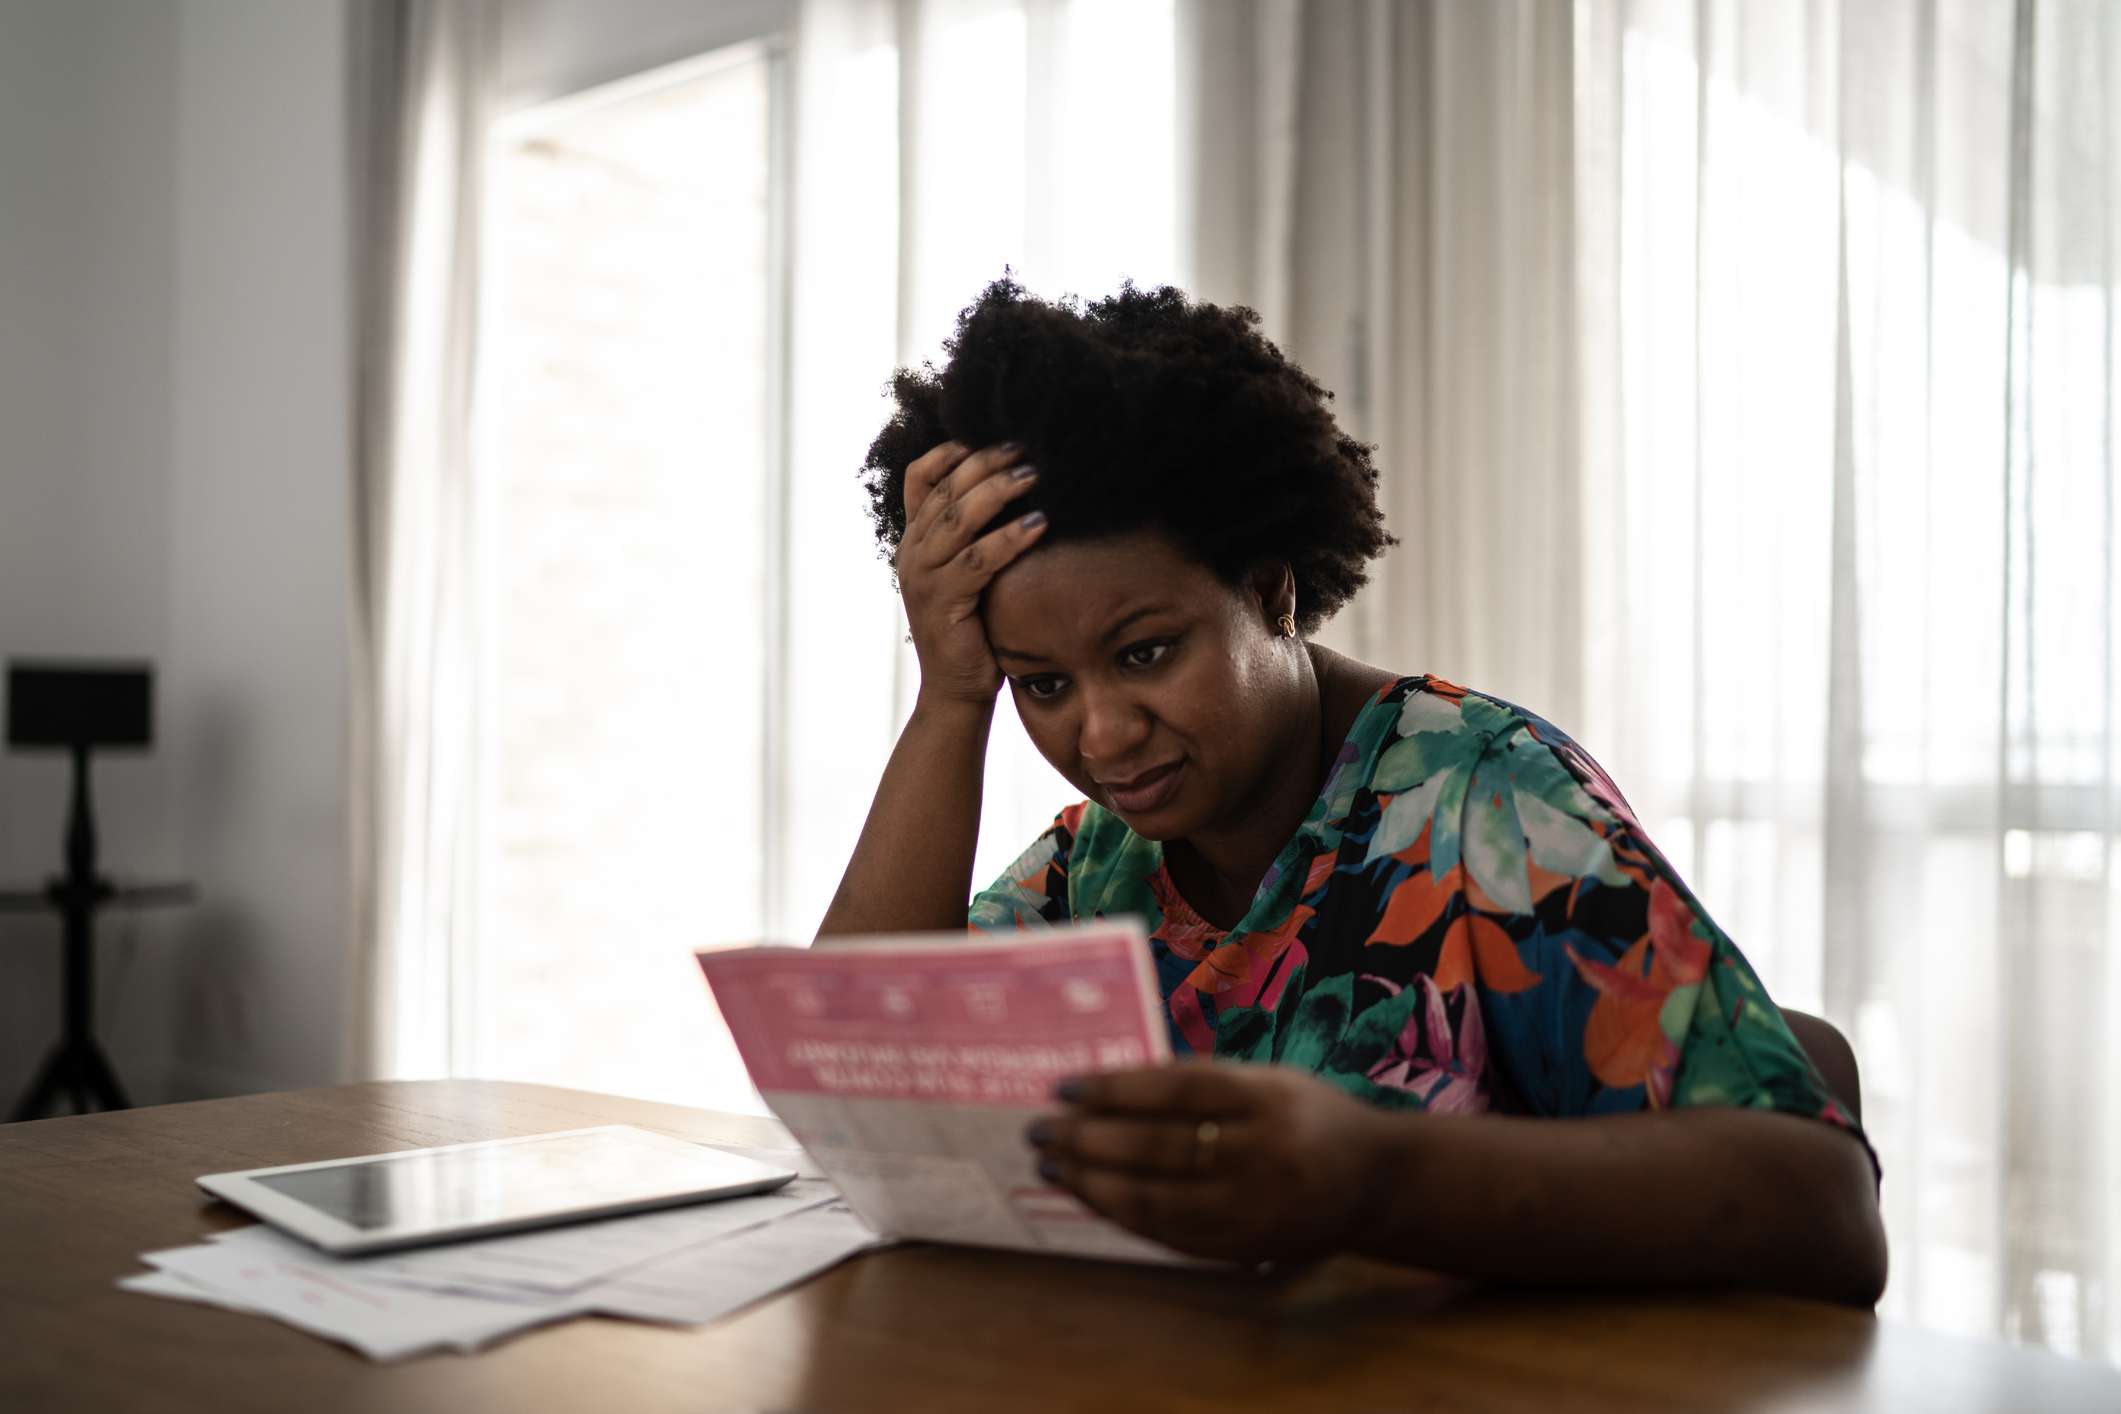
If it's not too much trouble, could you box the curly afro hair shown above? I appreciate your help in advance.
[860,276,1394,634]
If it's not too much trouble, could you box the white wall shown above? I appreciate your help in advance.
[0,0,352,1109]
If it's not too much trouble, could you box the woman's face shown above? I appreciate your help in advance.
[981,531,1310,842]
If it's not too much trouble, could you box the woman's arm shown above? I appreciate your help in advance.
[814,439,1046,942]
[1352,1104,1886,1306]
[1033,1064,1887,1307]
[815,695,995,939]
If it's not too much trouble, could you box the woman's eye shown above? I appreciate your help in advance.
[1119,640,1172,670]
[1016,675,1066,701]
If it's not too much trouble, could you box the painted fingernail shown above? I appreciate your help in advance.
[1025,1119,1052,1147]
[1054,1076,1083,1102]
[1009,463,1038,481]
[998,440,1024,454]
[1020,510,1048,530]
[1038,1157,1061,1184]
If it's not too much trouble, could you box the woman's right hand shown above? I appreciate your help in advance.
[896,440,1048,708]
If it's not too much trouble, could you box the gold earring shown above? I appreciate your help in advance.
[1277,613,1298,639]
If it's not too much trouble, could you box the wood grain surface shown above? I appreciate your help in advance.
[3,1079,2115,1413]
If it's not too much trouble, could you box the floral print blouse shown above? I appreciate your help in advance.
[970,675,1868,1146]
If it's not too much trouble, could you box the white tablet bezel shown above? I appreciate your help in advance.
[196,1124,796,1256]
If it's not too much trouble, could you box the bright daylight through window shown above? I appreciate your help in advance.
[475,46,774,1113]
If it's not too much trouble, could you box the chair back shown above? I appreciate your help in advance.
[1779,1008,1862,1126]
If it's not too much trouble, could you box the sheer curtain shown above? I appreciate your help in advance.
[777,0,1189,943]
[1583,0,2120,1358]
[345,0,1179,1079]
[1195,0,2119,1360]
[1182,0,1584,725]
[347,0,496,1083]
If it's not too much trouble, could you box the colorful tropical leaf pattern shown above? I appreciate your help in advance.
[969,676,1871,1156]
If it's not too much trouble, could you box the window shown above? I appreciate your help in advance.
[467,0,1184,1117]
[473,44,780,1113]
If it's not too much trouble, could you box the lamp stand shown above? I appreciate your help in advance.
[10,745,128,1120]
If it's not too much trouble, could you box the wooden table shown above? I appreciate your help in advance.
[4,1081,2117,1412]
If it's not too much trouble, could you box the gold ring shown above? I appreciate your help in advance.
[1194,1118,1221,1172]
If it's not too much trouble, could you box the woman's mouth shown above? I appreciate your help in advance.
[1100,760,1185,814]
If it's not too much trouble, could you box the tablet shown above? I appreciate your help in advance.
[197,1125,798,1256]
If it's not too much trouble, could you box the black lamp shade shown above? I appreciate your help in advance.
[6,662,153,751]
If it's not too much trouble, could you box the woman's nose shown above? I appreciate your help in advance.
[1078,688,1151,764]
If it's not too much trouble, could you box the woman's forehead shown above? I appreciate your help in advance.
[983,532,1228,653]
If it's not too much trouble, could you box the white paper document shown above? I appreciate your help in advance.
[142,1226,587,1360]
[581,1200,878,1325]
[118,1269,264,1315]
[122,1143,881,1361]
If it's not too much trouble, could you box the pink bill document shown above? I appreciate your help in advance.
[696,921,1181,1263]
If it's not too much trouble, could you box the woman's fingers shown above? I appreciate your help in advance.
[904,442,1031,562]
[891,440,1041,708]
[1045,1162,1244,1259]
[1033,1066,1384,1266]
[902,441,973,526]
[1055,1061,1256,1118]
[933,509,1048,592]
[1030,1112,1244,1177]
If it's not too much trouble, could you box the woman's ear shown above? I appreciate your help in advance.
[1248,562,1298,630]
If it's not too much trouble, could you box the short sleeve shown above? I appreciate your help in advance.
[1460,721,1872,1160]
[967,806,1081,931]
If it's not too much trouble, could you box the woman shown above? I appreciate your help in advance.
[820,278,1886,1305]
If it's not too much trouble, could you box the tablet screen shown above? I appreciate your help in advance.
[248,1129,771,1233]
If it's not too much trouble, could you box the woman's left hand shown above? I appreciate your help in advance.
[1027,1061,1397,1265]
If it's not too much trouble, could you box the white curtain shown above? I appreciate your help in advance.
[778,0,1191,942]
[1183,0,1584,726]
[343,0,1178,1076]
[1577,0,2119,1355]
[1195,0,2120,1361]
[347,0,496,1083]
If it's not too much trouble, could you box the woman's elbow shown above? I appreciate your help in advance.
[1812,1135,1889,1308]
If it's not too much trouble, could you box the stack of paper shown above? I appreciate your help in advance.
[120,1146,883,1361]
